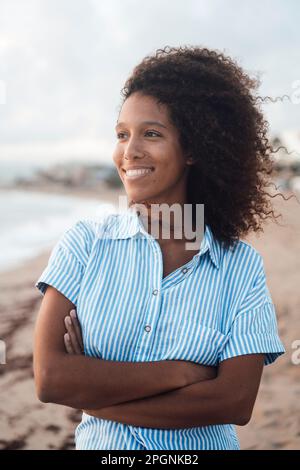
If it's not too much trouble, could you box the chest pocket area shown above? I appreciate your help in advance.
[152,321,229,366]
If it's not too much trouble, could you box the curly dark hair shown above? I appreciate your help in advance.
[119,45,295,249]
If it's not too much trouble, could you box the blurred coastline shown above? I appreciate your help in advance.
[1,148,300,273]
[0,160,126,272]
[0,163,299,449]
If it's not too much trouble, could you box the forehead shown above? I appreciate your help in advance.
[118,93,170,122]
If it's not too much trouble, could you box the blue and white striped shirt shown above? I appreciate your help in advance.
[35,207,285,450]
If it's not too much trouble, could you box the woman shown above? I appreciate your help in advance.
[34,45,285,450]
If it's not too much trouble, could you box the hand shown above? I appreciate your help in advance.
[63,310,106,418]
[63,309,84,355]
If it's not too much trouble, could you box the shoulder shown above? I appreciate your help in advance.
[67,212,117,237]
[220,239,269,316]
[223,238,264,277]
[57,213,117,261]
[64,209,134,244]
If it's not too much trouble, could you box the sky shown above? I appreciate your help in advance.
[0,0,299,166]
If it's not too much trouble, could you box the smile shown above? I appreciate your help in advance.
[123,168,154,180]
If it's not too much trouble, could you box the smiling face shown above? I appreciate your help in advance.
[113,92,192,209]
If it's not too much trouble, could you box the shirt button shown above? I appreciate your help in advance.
[144,325,151,332]
[181,268,188,274]
[152,289,158,295]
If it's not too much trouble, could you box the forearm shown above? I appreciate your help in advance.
[84,377,240,428]
[37,354,187,409]
[36,303,217,410]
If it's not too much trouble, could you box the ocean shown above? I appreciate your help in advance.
[0,188,117,272]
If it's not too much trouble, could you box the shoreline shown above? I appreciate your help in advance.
[0,185,127,275]
[0,182,127,203]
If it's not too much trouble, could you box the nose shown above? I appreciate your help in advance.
[124,152,145,161]
[123,136,145,161]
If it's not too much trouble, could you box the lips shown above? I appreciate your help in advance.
[122,166,155,180]
[122,166,155,172]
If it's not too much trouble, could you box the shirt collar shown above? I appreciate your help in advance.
[106,207,221,269]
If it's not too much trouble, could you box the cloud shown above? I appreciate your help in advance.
[0,0,299,163]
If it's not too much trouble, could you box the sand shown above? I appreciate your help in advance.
[0,186,299,450]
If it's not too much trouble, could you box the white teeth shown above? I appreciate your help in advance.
[125,168,153,177]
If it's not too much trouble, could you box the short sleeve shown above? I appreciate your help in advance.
[218,254,285,366]
[35,219,95,305]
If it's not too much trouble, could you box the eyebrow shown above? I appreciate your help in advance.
[115,120,168,130]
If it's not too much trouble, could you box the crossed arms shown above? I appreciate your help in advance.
[33,286,265,429]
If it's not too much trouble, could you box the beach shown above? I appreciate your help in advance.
[0,186,299,450]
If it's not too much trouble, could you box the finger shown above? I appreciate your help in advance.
[64,316,82,354]
[64,333,73,354]
[69,310,84,351]
[64,333,75,354]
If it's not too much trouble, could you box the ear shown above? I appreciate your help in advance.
[186,156,195,165]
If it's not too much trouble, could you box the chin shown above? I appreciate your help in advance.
[127,194,155,208]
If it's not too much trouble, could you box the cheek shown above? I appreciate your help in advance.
[112,148,121,167]
[160,159,185,178]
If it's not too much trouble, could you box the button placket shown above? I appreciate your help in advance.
[132,234,163,362]
[143,241,164,357]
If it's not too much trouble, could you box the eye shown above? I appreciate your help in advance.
[116,132,126,139]
[116,130,161,139]
[145,130,161,137]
